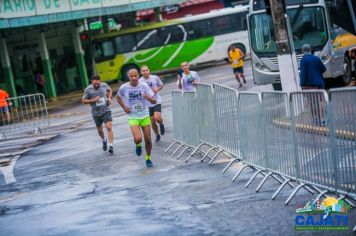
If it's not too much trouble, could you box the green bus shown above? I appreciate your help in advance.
[90,5,249,82]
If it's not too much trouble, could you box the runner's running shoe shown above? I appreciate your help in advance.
[103,138,108,151]
[146,159,153,167]
[155,134,161,143]
[136,145,142,156]
[108,146,114,154]
[160,124,165,135]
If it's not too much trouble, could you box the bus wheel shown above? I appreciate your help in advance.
[121,64,139,81]
[342,55,352,86]
[272,83,282,91]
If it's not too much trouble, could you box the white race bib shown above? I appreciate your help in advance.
[132,103,143,113]
[96,98,106,106]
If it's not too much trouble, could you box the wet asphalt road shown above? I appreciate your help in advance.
[0,62,355,235]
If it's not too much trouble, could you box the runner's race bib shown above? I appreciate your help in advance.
[96,98,106,106]
[132,103,143,113]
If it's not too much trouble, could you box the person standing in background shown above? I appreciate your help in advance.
[348,47,356,86]
[34,69,45,94]
[178,62,200,92]
[300,44,327,126]
[300,44,326,89]
[0,87,11,124]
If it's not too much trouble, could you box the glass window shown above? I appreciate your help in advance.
[252,0,319,11]
[186,20,214,40]
[231,13,247,31]
[93,40,114,61]
[249,13,276,53]
[249,6,328,54]
[211,12,247,35]
[290,7,328,50]
[161,25,186,44]
[213,15,234,35]
[136,29,163,50]
[115,34,136,53]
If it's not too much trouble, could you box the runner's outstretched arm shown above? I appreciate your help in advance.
[144,94,156,105]
[116,95,130,113]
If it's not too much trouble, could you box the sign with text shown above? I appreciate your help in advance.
[0,0,150,18]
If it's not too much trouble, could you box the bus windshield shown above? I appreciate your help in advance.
[249,6,328,55]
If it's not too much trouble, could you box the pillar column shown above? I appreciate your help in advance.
[72,27,89,89]
[39,32,57,98]
[0,37,17,98]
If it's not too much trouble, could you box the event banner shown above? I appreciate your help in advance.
[0,0,150,18]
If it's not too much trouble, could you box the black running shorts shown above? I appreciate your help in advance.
[93,111,112,127]
[149,104,162,117]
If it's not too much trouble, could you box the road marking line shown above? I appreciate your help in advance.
[0,148,31,158]
[0,155,20,184]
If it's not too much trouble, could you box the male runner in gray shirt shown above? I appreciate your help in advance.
[82,75,114,154]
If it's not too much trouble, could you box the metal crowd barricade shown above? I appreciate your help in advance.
[181,91,200,146]
[261,92,296,198]
[329,87,356,201]
[233,92,278,189]
[0,93,49,139]
[166,91,201,159]
[210,84,241,168]
[237,92,265,168]
[171,85,356,207]
[185,84,218,163]
[165,91,184,154]
[285,90,334,204]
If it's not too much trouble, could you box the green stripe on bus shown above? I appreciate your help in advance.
[127,37,214,72]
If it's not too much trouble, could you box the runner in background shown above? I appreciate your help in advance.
[228,45,246,88]
[139,65,165,143]
[82,75,114,154]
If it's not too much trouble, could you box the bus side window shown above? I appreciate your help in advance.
[162,25,186,44]
[136,30,163,50]
[94,40,114,61]
[101,41,114,57]
[115,34,136,53]
[188,20,213,40]
[230,13,247,32]
[213,15,234,35]
[94,43,103,59]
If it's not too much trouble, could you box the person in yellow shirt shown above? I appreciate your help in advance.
[228,45,246,88]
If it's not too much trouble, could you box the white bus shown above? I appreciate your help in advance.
[91,5,249,82]
[247,0,356,90]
